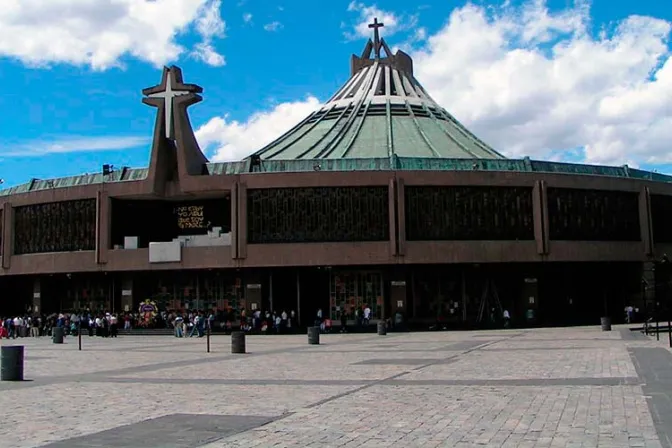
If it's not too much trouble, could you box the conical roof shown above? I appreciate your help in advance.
[252,19,504,162]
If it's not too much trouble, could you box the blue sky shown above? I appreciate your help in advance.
[0,0,671,187]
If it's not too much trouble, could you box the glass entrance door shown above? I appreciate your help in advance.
[329,271,384,321]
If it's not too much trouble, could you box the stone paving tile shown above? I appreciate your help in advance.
[0,325,667,448]
[399,348,637,381]
[204,385,659,448]
[0,382,346,447]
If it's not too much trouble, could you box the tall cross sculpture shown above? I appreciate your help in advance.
[368,17,384,60]
[142,66,203,140]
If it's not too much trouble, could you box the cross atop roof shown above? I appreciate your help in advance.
[368,17,384,59]
[142,66,203,140]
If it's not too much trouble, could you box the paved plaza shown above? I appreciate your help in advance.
[0,326,671,448]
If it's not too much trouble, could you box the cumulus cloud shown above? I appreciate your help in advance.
[0,0,226,70]
[411,1,672,166]
[196,97,321,162]
[242,13,253,24]
[196,1,672,167]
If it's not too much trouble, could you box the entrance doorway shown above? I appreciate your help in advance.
[329,270,384,322]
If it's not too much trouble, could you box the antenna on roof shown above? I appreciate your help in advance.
[368,17,384,60]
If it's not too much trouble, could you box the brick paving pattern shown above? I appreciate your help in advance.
[0,326,669,447]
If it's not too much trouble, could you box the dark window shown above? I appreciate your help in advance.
[247,187,389,244]
[405,186,534,241]
[651,194,672,243]
[14,199,97,254]
[547,188,640,241]
[111,198,230,249]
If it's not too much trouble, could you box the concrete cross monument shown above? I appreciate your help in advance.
[142,66,203,140]
[368,17,384,60]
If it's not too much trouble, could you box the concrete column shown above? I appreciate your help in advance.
[230,183,239,259]
[120,277,134,313]
[389,267,407,320]
[2,203,12,269]
[237,182,247,259]
[388,178,397,256]
[32,278,41,314]
[96,190,110,265]
[639,187,654,256]
[396,178,406,257]
[245,274,262,312]
[532,181,549,255]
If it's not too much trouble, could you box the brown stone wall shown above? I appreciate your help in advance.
[0,168,671,276]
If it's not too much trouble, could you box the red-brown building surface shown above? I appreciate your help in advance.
[1,28,671,327]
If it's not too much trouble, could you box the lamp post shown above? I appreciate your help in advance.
[642,278,648,335]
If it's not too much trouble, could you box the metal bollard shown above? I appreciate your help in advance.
[600,317,612,332]
[377,321,387,336]
[307,326,320,345]
[231,331,246,354]
[52,327,65,344]
[1,346,25,381]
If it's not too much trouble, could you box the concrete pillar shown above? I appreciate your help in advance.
[390,275,407,319]
[396,178,406,257]
[533,181,549,255]
[32,278,41,314]
[245,273,262,312]
[120,277,134,313]
[237,182,247,259]
[1,203,12,269]
[639,187,653,256]
[388,178,397,256]
[96,190,110,265]
[230,183,238,259]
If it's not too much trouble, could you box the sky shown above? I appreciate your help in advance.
[0,0,671,187]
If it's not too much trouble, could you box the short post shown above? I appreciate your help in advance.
[1,346,25,381]
[231,331,246,354]
[53,326,65,344]
[377,321,387,336]
[206,323,211,353]
[307,326,320,345]
[78,321,82,351]
[600,316,611,332]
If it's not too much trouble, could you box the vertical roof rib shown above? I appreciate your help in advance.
[249,18,505,162]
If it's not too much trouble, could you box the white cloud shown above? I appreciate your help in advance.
[0,0,226,70]
[195,0,672,168]
[196,97,321,162]
[411,1,672,166]
[263,21,283,32]
[242,13,253,23]
[191,0,226,66]
[1,136,149,157]
[344,1,417,41]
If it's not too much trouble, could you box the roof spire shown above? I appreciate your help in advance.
[368,17,384,60]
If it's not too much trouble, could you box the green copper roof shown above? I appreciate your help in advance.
[251,57,503,162]
[0,168,148,197]
[0,159,669,198]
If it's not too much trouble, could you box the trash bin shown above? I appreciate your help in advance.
[231,331,246,354]
[52,327,64,344]
[377,321,387,336]
[1,346,24,381]
[600,317,611,331]
[307,326,320,345]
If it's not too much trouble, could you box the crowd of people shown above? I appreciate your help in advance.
[0,303,402,339]
[0,313,122,339]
